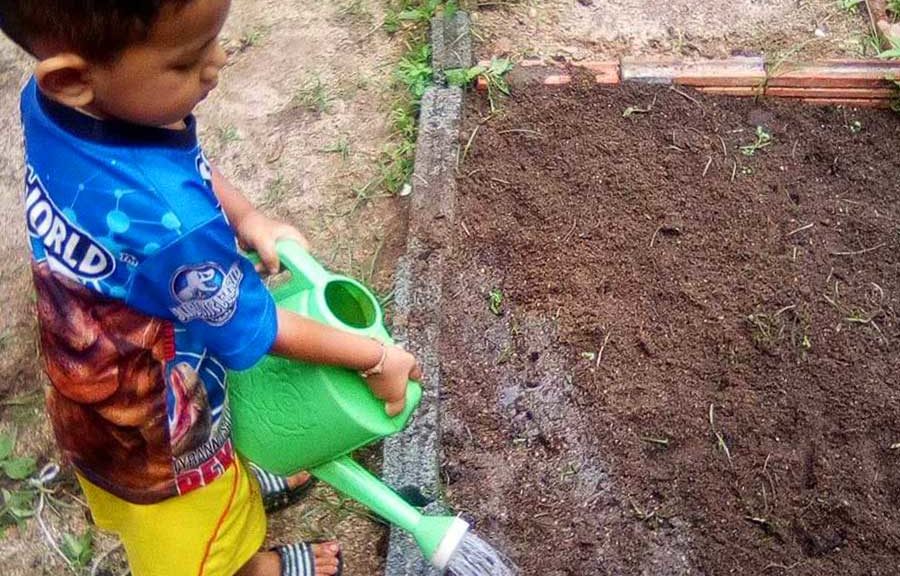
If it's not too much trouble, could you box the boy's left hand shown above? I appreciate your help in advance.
[236,211,309,274]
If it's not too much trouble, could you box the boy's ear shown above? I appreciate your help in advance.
[35,54,95,109]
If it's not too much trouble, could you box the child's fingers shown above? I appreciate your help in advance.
[385,397,406,417]
[409,362,423,382]
[257,243,281,274]
[278,227,310,250]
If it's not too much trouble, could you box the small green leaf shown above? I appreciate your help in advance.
[4,489,35,519]
[0,434,14,461]
[489,57,513,77]
[62,530,93,567]
[489,289,504,316]
[444,1,459,19]
[446,65,486,87]
[3,457,36,480]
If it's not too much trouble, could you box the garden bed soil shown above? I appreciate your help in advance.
[441,77,900,575]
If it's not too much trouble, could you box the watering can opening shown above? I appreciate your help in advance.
[324,279,379,330]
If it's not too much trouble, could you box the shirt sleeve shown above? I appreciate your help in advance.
[127,215,278,370]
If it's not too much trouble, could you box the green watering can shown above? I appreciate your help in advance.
[228,240,469,570]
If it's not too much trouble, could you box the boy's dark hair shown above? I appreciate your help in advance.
[0,1,189,61]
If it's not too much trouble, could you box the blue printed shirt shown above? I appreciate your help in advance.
[21,78,277,503]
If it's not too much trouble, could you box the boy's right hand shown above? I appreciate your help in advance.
[365,346,422,417]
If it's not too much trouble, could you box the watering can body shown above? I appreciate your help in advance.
[228,242,471,571]
[228,240,422,476]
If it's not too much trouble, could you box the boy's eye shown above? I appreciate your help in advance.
[172,62,196,72]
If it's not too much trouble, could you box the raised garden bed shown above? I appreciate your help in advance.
[440,78,900,574]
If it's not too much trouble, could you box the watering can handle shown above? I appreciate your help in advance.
[244,239,330,291]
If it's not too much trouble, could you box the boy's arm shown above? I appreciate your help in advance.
[210,167,422,415]
[210,165,308,273]
[272,309,422,416]
[210,165,255,229]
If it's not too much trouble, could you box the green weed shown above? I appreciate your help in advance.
[446,58,514,113]
[377,140,416,194]
[217,125,241,145]
[746,306,811,356]
[889,0,900,16]
[395,45,434,101]
[489,289,504,316]
[740,126,773,156]
[878,35,900,59]
[238,26,268,51]
[384,0,456,33]
[857,32,883,57]
[294,76,334,114]
[0,432,36,481]
[351,0,455,199]
[322,138,351,161]
[61,529,94,570]
[838,0,864,13]
[0,431,38,533]
[390,106,417,141]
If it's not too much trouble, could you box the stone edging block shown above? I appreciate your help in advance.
[382,83,464,576]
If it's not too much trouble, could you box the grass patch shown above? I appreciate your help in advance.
[889,0,900,17]
[350,1,456,198]
[837,0,864,14]
[322,138,351,161]
[294,75,334,114]
[746,305,812,357]
[237,25,269,53]
[217,125,241,146]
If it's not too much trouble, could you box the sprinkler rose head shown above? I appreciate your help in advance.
[429,516,470,570]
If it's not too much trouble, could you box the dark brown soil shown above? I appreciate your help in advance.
[441,77,900,576]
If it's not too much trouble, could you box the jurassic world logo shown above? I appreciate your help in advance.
[169,262,243,326]
[24,166,116,281]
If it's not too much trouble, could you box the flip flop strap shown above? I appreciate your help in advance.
[249,462,290,497]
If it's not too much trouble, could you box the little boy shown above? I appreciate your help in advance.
[0,1,422,575]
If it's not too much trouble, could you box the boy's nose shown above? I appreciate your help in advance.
[201,44,228,84]
[211,43,228,69]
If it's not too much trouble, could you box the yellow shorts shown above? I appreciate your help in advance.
[78,459,266,576]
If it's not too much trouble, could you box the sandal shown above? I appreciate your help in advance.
[276,542,343,576]
[249,462,317,513]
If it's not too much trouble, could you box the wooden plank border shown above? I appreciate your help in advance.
[473,56,900,108]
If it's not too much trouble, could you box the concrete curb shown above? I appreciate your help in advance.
[383,12,470,576]
[431,11,472,82]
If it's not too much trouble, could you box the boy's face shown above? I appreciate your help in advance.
[87,0,231,127]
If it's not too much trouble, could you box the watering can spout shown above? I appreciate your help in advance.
[311,456,470,569]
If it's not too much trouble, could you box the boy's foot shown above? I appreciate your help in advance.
[249,463,317,513]
[277,542,342,576]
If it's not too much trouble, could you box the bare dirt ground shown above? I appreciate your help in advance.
[0,1,406,573]
[474,0,875,60]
